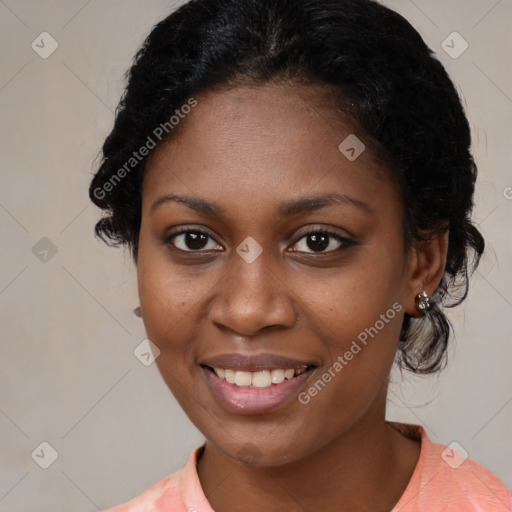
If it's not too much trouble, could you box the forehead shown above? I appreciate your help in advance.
[142,82,395,216]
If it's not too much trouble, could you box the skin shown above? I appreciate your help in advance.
[136,82,449,512]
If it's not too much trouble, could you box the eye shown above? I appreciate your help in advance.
[290,229,355,254]
[164,229,223,252]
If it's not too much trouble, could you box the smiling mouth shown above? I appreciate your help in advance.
[202,365,316,389]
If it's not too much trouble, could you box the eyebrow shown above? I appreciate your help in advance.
[149,192,371,217]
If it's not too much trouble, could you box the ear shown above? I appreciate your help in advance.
[404,230,449,318]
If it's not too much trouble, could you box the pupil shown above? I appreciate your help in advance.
[186,232,207,250]
[307,233,329,252]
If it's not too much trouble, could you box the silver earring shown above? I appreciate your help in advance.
[415,290,431,313]
[133,306,142,317]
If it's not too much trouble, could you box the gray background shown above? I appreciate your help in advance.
[1,0,511,510]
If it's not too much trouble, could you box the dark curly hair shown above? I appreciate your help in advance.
[89,0,484,374]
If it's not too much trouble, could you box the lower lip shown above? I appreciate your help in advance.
[201,366,315,415]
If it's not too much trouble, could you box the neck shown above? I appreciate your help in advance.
[196,407,420,512]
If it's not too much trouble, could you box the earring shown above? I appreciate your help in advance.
[133,306,142,317]
[415,290,431,313]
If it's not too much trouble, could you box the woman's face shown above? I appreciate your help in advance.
[137,82,417,466]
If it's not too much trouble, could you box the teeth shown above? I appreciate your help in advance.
[284,369,295,379]
[212,366,309,388]
[271,369,285,384]
[252,370,271,388]
[235,371,252,387]
[224,369,236,384]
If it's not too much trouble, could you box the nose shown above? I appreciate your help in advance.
[207,247,297,336]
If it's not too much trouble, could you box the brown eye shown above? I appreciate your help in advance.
[291,230,355,254]
[165,230,222,252]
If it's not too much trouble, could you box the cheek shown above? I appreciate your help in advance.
[293,301,403,449]
[296,240,405,336]
[136,233,212,343]
[136,251,207,408]
[306,292,403,394]
[295,245,405,394]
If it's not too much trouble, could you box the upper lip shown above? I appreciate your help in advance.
[199,352,317,372]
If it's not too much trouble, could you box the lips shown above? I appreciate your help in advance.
[199,352,316,372]
[199,352,317,414]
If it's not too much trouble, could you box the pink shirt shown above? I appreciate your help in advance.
[106,423,512,511]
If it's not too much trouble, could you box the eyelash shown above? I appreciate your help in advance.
[294,228,356,253]
[164,227,355,255]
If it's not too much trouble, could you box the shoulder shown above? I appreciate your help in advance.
[104,447,204,512]
[104,471,185,512]
[425,437,512,510]
[391,422,512,511]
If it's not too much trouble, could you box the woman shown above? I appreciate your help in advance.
[89,0,512,510]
